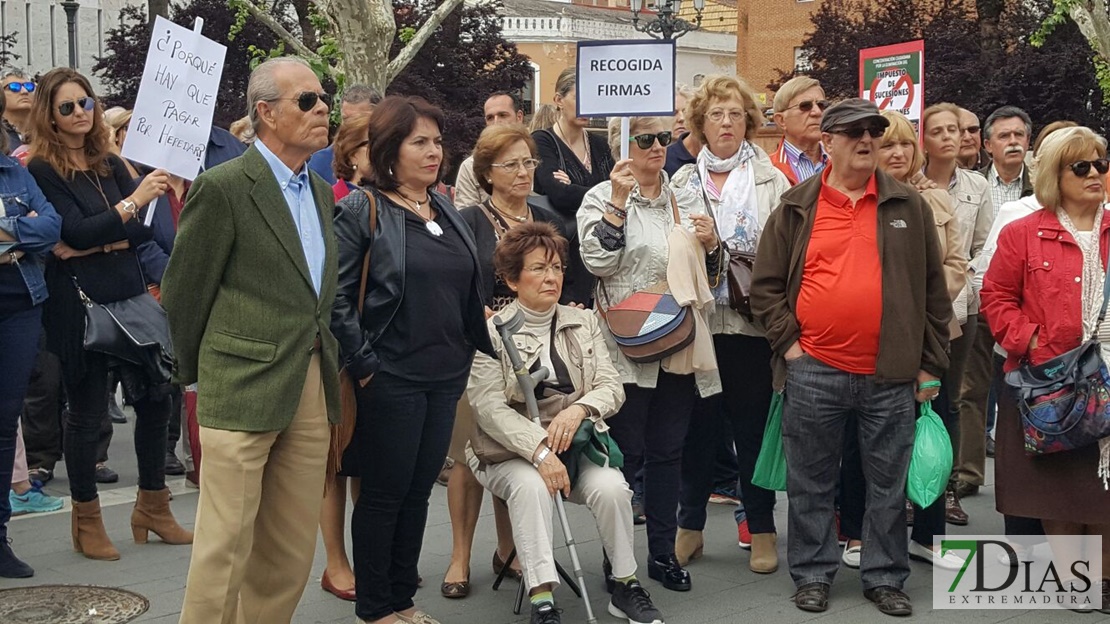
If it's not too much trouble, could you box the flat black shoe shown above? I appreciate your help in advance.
[793,582,829,613]
[95,463,119,484]
[165,452,186,476]
[0,539,33,578]
[647,554,690,592]
[530,601,561,624]
[865,586,913,616]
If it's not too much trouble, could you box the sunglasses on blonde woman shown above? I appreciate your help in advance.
[1068,159,1110,177]
[628,132,673,149]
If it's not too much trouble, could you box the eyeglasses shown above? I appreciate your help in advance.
[4,82,34,94]
[525,263,566,277]
[628,131,673,149]
[57,97,95,117]
[961,125,981,135]
[279,91,332,112]
[1068,159,1110,177]
[491,158,540,174]
[706,110,745,123]
[829,124,887,140]
[785,99,830,114]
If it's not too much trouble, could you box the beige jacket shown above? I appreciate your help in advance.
[948,167,994,317]
[454,155,489,208]
[670,144,791,337]
[922,188,968,339]
[466,301,625,465]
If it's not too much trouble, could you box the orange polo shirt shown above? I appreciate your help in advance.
[796,168,883,374]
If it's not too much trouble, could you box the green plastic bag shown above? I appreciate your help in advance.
[906,401,953,508]
[752,392,787,491]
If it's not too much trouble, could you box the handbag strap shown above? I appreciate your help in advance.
[357,190,378,315]
[1095,256,1110,332]
[544,129,568,174]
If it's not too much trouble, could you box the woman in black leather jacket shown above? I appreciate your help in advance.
[330,95,495,624]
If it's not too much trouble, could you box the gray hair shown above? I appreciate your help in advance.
[246,56,313,133]
[341,84,382,107]
[676,83,697,101]
[0,67,31,81]
[983,105,1032,141]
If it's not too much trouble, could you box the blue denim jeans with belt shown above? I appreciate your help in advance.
[781,353,915,591]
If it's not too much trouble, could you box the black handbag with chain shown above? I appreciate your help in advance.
[73,275,175,386]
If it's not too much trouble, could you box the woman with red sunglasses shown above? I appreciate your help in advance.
[26,68,191,562]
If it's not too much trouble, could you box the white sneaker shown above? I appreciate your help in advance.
[842,542,861,569]
[996,543,1034,567]
[909,541,966,570]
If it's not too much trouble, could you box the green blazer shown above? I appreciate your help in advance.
[162,145,341,431]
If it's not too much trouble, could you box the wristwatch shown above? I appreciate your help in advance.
[120,199,138,215]
[533,446,551,468]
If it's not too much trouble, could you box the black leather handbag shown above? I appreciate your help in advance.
[73,276,175,386]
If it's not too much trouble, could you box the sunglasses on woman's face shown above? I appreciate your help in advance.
[4,82,34,94]
[57,97,95,117]
[629,131,673,150]
[282,91,332,112]
[1068,159,1110,177]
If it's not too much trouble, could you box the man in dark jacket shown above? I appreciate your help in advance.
[751,99,951,617]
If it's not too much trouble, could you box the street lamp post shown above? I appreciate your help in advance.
[629,0,705,41]
[61,1,81,69]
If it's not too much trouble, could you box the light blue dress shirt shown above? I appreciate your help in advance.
[254,139,326,296]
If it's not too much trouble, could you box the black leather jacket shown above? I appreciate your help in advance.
[331,186,496,380]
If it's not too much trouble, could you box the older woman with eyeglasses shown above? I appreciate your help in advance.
[670,75,790,575]
[440,124,574,599]
[579,115,724,593]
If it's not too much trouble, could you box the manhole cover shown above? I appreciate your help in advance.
[0,585,149,623]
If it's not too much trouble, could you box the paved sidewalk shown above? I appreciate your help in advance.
[4,415,1105,623]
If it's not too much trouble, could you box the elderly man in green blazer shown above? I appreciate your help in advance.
[163,57,341,624]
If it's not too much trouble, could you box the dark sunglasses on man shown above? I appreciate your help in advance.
[57,97,95,117]
[628,131,673,150]
[786,99,830,114]
[828,124,887,140]
[1068,159,1110,177]
[282,91,332,112]
[4,82,34,94]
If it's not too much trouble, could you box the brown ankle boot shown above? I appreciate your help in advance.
[675,528,704,566]
[131,488,193,545]
[71,497,120,561]
[749,533,779,574]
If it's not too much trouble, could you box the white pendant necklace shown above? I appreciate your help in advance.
[397,191,442,236]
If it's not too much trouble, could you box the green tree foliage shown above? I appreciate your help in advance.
[773,0,1110,133]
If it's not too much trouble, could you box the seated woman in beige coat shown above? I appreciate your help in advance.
[467,223,664,624]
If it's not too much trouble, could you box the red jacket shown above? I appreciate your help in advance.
[769,141,799,186]
[980,209,1110,372]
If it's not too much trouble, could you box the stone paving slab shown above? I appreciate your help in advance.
[3,416,1106,623]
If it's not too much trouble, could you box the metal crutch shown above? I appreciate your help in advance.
[494,309,598,624]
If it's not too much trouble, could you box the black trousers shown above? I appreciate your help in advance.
[608,371,696,558]
[679,334,776,534]
[62,353,168,502]
[22,345,112,470]
[352,371,467,621]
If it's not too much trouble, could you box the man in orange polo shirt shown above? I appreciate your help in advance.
[752,99,952,617]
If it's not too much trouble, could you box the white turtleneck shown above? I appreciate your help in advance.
[520,302,557,381]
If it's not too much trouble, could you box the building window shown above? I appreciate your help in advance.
[794,47,813,72]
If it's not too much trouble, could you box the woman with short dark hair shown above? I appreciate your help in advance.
[331,95,496,624]
[332,112,372,202]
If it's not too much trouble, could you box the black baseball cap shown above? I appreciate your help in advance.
[820,98,890,133]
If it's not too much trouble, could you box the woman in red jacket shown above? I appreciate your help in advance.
[980,126,1110,612]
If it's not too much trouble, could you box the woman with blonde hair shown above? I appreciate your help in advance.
[875,109,967,569]
[669,74,789,575]
[102,107,142,179]
[981,126,1110,611]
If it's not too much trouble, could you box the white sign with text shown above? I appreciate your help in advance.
[121,16,226,181]
[576,40,676,118]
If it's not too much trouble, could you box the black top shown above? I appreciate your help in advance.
[532,129,614,221]
[27,155,151,382]
[664,132,697,177]
[374,206,477,382]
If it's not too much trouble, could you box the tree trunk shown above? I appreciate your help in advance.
[148,0,171,26]
[975,0,1005,66]
[1069,0,1110,62]
[289,0,319,51]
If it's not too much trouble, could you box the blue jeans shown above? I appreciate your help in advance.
[0,306,42,539]
[782,354,915,590]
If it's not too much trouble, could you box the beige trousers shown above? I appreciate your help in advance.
[179,354,329,624]
[470,454,637,592]
[958,314,994,486]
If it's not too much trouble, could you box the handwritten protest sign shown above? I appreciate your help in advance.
[121,16,226,181]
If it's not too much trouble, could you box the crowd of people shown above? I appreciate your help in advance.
[0,53,1109,624]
